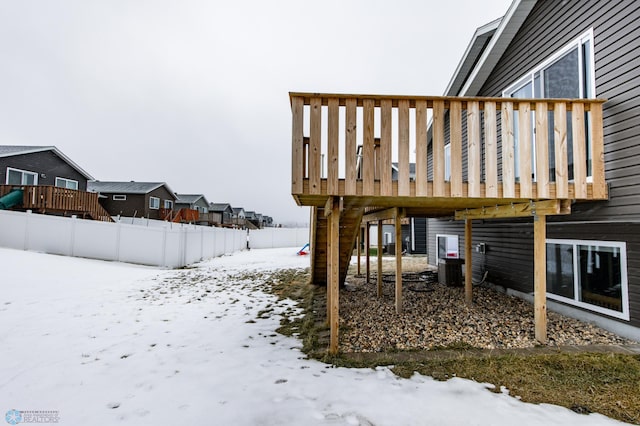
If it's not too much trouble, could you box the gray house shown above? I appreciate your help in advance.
[425,0,640,338]
[175,194,209,214]
[1,145,93,190]
[209,203,233,226]
[232,207,246,228]
[88,181,177,220]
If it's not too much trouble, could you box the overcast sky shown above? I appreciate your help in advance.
[0,0,512,225]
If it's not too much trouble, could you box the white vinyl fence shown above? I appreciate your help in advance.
[248,227,309,249]
[0,210,308,268]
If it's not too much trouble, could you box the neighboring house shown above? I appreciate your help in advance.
[263,216,274,227]
[232,207,246,228]
[175,194,209,214]
[1,145,93,190]
[88,181,177,220]
[244,211,259,230]
[174,194,211,225]
[0,145,112,221]
[209,203,233,226]
[425,0,640,336]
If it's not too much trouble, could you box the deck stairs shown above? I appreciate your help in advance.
[310,205,364,286]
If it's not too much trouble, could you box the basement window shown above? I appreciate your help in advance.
[546,239,629,320]
[436,234,459,259]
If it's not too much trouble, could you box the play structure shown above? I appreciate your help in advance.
[0,189,23,210]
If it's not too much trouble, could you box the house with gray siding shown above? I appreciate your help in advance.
[1,145,93,190]
[88,181,177,220]
[426,0,640,338]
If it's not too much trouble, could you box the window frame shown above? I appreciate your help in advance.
[546,238,629,320]
[6,167,38,185]
[503,29,595,181]
[149,196,160,210]
[55,177,79,190]
[163,200,173,209]
[113,194,127,201]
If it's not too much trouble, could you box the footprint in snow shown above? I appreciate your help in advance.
[107,402,120,409]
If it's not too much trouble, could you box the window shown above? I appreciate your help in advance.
[149,196,160,209]
[163,200,173,209]
[503,29,595,181]
[436,234,459,259]
[55,177,78,190]
[113,194,126,201]
[546,239,629,320]
[6,167,38,185]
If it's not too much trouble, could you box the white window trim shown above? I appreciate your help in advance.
[55,177,78,190]
[503,28,595,181]
[546,238,629,321]
[503,29,595,98]
[113,194,126,201]
[149,196,160,209]
[163,200,173,209]
[6,167,38,185]
[436,234,459,259]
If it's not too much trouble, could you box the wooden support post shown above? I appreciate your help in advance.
[534,214,547,344]
[395,211,403,313]
[365,223,370,284]
[328,197,340,354]
[465,219,473,305]
[356,230,361,275]
[377,219,383,298]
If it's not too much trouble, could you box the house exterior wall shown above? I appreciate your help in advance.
[0,151,88,190]
[427,0,640,327]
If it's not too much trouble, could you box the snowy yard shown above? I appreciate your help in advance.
[0,247,628,425]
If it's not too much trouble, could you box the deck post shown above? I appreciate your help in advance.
[365,222,370,284]
[534,214,547,344]
[328,197,340,354]
[377,219,383,298]
[395,210,403,313]
[465,219,473,304]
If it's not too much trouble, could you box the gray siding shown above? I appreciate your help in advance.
[478,0,640,221]
[0,151,88,190]
[426,0,640,328]
[428,218,640,327]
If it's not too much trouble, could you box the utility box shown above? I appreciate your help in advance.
[438,258,464,287]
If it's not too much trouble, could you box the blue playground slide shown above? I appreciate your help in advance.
[0,189,23,210]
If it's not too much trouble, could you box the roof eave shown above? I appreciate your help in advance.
[459,0,538,96]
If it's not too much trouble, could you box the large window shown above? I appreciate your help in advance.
[546,239,629,320]
[6,167,38,185]
[55,177,78,190]
[504,29,595,181]
[149,196,160,209]
[436,234,459,259]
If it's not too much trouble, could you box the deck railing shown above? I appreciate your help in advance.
[290,93,606,202]
[0,185,113,222]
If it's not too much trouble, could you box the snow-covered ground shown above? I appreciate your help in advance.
[0,247,628,425]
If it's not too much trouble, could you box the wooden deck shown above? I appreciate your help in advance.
[0,185,114,222]
[290,92,609,353]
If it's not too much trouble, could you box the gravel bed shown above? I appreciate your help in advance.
[339,269,634,353]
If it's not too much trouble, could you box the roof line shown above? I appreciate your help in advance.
[459,0,537,96]
[0,146,94,180]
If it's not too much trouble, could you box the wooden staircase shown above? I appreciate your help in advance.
[310,205,364,286]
